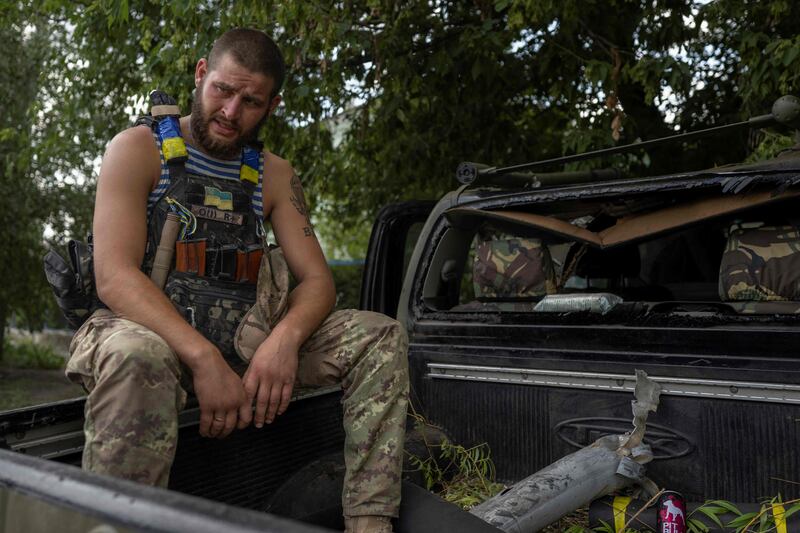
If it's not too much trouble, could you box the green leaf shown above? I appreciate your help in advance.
[782,45,800,66]
[0,128,17,142]
[585,60,610,83]
[471,59,482,80]
[707,499,743,515]
[687,518,710,533]
[758,508,770,530]
[765,40,781,54]
[741,32,759,50]
[593,519,614,533]
[726,512,758,528]
[783,503,800,520]
[696,506,725,528]
[118,0,129,22]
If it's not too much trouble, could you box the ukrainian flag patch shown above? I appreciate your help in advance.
[203,186,233,211]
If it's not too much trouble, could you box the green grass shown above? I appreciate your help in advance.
[2,338,65,370]
[0,369,83,411]
[0,338,82,411]
[405,411,505,510]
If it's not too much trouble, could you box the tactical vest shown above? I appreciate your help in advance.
[142,92,265,366]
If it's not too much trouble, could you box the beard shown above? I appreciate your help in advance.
[190,85,266,159]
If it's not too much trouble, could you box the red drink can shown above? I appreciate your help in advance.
[657,491,687,533]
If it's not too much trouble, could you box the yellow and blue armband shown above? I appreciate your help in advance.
[240,146,259,184]
[158,116,188,163]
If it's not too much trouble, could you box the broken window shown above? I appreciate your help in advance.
[422,188,800,317]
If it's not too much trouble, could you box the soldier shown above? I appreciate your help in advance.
[66,28,408,533]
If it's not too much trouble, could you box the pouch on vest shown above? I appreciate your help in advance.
[166,273,257,365]
[43,238,101,329]
[719,223,800,301]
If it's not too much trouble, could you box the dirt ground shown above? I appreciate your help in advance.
[0,367,84,411]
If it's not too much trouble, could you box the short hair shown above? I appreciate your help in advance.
[208,28,286,97]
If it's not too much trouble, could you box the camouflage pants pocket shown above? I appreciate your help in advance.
[65,310,104,390]
[297,309,410,518]
[67,309,187,487]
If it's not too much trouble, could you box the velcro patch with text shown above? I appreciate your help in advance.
[191,205,244,225]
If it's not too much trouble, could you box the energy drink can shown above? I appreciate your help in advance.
[657,491,687,533]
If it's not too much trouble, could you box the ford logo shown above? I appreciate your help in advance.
[553,417,695,460]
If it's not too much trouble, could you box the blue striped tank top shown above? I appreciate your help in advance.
[147,131,265,222]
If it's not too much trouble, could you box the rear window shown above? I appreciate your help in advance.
[420,191,800,318]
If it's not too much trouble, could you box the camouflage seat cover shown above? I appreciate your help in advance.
[473,226,556,299]
[719,222,800,301]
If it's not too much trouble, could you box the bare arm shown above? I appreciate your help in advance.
[93,126,245,438]
[272,170,336,347]
[241,160,336,428]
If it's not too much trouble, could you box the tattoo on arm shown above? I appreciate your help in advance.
[289,172,314,237]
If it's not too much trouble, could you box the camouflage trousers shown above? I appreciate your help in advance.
[66,307,409,518]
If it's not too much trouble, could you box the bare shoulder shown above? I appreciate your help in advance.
[263,151,316,240]
[108,124,158,154]
[263,150,295,183]
[101,125,161,190]
[262,150,300,213]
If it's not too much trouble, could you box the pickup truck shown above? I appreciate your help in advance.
[2,101,800,532]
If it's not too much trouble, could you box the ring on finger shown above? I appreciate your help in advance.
[213,416,224,422]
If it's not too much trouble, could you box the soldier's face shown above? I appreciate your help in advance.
[191,53,280,158]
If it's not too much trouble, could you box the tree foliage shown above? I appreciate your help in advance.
[0,6,82,353]
[1,0,798,334]
[35,0,798,223]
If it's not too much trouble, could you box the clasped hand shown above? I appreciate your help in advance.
[193,333,297,438]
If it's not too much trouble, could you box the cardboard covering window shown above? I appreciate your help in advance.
[445,188,800,249]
